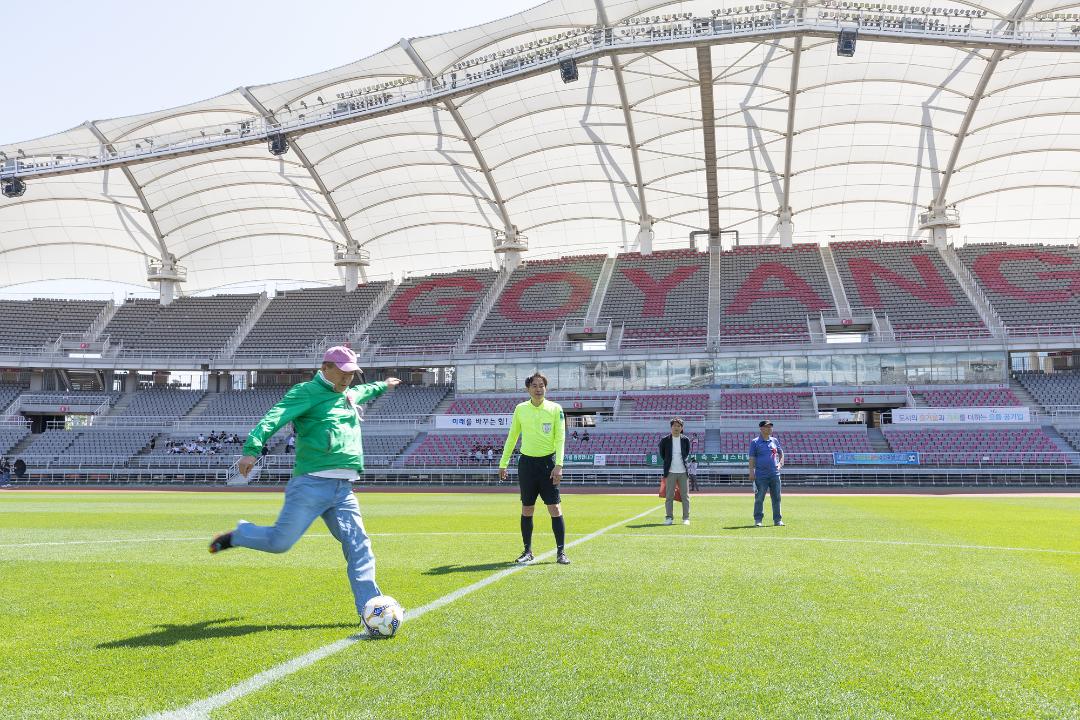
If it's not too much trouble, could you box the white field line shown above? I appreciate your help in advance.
[3,531,1077,556]
[141,504,665,720]
[0,532,524,548]
[606,532,1080,555]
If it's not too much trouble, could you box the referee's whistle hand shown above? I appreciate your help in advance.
[550,465,563,485]
[499,467,508,481]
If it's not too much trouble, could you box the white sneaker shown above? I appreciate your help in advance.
[663,517,673,526]
[775,521,784,526]
[754,521,763,527]
[682,519,690,526]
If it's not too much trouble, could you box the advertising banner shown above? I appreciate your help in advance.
[891,407,1030,424]
[645,453,748,467]
[434,415,513,429]
[833,452,920,465]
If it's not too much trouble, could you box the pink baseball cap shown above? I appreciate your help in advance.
[323,345,360,372]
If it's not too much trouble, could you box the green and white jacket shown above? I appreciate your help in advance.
[242,372,388,477]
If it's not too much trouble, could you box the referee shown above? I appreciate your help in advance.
[499,372,570,565]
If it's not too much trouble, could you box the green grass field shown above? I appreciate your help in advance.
[1,490,1077,720]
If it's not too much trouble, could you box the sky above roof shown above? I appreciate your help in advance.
[0,0,539,145]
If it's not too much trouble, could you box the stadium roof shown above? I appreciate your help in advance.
[2,0,1079,294]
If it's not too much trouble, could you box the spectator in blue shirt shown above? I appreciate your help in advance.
[748,420,784,527]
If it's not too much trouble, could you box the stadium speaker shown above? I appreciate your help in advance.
[1,177,26,198]
[837,28,858,56]
[559,58,579,84]
[268,133,290,156]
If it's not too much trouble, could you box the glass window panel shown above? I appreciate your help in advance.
[475,365,496,392]
[856,354,881,385]
[538,363,560,390]
[646,360,669,389]
[669,359,691,388]
[932,353,957,383]
[760,356,784,386]
[831,355,856,385]
[583,362,604,391]
[455,365,474,393]
[714,357,737,387]
[968,352,1005,382]
[880,354,906,384]
[733,358,758,386]
[518,365,540,390]
[905,353,933,385]
[559,363,581,390]
[625,360,646,391]
[690,359,712,388]
[603,362,626,391]
[495,364,517,392]
[784,356,808,386]
[807,356,831,385]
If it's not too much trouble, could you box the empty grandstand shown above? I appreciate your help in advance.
[1,0,1079,489]
[236,283,390,357]
[832,241,989,339]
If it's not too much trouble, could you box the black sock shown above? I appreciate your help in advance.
[520,515,533,551]
[551,515,565,551]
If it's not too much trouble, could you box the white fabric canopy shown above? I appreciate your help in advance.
[2,0,1079,293]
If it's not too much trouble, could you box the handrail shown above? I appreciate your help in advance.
[14,449,1076,472]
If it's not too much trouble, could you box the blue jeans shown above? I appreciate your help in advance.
[754,475,782,524]
[231,474,380,615]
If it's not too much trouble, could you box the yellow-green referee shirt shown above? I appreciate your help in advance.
[499,399,566,468]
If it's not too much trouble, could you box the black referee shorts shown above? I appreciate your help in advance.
[517,453,560,506]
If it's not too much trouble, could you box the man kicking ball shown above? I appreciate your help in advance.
[209,345,400,623]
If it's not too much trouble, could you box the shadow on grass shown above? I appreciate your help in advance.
[723,525,765,530]
[625,523,672,529]
[97,618,356,648]
[424,561,516,575]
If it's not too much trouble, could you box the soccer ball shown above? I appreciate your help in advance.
[362,595,404,638]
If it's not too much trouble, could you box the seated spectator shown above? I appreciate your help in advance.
[572,430,580,440]
[13,458,26,480]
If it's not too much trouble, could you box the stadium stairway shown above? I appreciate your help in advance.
[707,244,721,345]
[1041,426,1077,455]
[7,433,38,457]
[221,293,272,358]
[1007,379,1044,414]
[938,244,1005,338]
[867,427,891,453]
[393,433,432,468]
[705,428,724,453]
[181,393,218,420]
[106,393,137,416]
[455,264,515,354]
[819,245,853,316]
[584,256,617,325]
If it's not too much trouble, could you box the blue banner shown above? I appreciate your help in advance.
[833,452,920,466]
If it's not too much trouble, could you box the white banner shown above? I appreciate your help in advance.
[892,407,1030,424]
[435,415,514,430]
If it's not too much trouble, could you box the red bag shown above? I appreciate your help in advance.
[658,477,682,501]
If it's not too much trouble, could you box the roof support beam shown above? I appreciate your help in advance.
[696,46,721,242]
[239,86,368,288]
[779,33,804,248]
[10,19,1080,184]
[85,121,181,303]
[399,37,519,255]
[931,0,1035,213]
[594,0,651,252]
